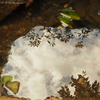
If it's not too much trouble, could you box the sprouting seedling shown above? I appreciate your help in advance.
[0,75,20,94]
[59,16,73,29]
[59,9,81,20]
[58,9,81,28]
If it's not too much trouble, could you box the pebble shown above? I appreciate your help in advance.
[27,12,32,16]
[57,26,63,30]
[0,50,2,53]
[25,15,29,18]
[37,16,42,20]
[9,24,13,28]
[32,17,36,22]
[68,7,73,10]
[3,25,8,30]
[21,22,25,26]
[64,4,69,8]
[18,27,26,34]
[98,10,100,15]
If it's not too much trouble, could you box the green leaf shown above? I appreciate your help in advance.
[1,76,13,85]
[59,9,81,20]
[59,16,73,28]
[6,81,20,94]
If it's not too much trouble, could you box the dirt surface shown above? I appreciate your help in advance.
[0,83,8,95]
[45,97,100,100]
[0,0,100,99]
[69,0,100,28]
[0,4,20,21]
[0,0,68,68]
[0,0,67,35]
[0,0,68,99]
[0,96,30,100]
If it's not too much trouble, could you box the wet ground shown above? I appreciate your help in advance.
[0,0,68,71]
[0,0,100,100]
[0,0,67,34]
[1,26,100,100]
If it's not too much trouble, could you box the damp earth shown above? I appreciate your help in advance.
[0,0,100,100]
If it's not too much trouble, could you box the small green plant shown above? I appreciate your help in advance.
[59,16,73,29]
[0,75,20,94]
[58,9,81,28]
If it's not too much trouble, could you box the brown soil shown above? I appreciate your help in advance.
[0,0,67,35]
[0,96,30,100]
[1,0,100,100]
[0,0,68,70]
[49,97,100,100]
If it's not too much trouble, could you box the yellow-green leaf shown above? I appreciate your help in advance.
[59,16,73,28]
[1,76,13,85]
[6,81,20,94]
[59,9,81,20]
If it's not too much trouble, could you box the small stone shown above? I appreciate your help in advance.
[43,3,46,7]
[18,27,26,34]
[9,24,13,28]
[37,16,42,20]
[64,4,69,8]
[98,10,100,15]
[57,26,63,30]
[44,21,47,23]
[0,50,2,53]
[32,17,36,22]
[3,25,8,30]
[29,8,33,12]
[27,12,32,16]
[68,7,73,10]
[0,27,2,30]
[21,22,25,26]
[25,15,29,18]
[53,3,59,6]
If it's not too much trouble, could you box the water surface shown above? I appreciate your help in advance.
[1,26,100,100]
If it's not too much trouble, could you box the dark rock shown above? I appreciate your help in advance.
[0,0,26,21]
[0,0,100,29]
[0,0,62,69]
[0,4,20,21]
[69,0,100,28]
[0,83,8,96]
[0,0,26,4]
